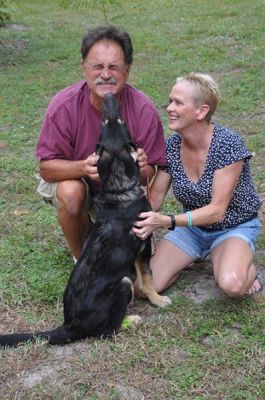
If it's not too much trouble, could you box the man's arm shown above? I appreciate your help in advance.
[39,154,100,182]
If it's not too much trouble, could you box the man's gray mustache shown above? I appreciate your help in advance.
[95,77,117,85]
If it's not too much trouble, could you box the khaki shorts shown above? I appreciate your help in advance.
[36,176,96,222]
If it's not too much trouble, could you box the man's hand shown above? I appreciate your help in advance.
[137,148,156,185]
[83,153,100,181]
[137,148,148,169]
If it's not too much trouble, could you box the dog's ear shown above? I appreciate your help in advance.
[97,150,114,182]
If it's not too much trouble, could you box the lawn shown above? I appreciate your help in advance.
[0,0,264,398]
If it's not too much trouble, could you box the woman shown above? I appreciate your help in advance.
[133,73,262,298]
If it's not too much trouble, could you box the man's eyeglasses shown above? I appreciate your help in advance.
[84,62,127,73]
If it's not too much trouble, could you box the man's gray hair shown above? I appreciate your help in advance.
[81,25,133,65]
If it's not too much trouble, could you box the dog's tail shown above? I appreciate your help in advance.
[0,325,81,347]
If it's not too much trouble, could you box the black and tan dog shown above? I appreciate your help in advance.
[0,93,171,347]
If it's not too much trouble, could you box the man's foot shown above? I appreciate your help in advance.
[248,276,263,294]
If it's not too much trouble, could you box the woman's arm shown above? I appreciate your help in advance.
[133,160,243,238]
[149,169,172,211]
[181,159,243,226]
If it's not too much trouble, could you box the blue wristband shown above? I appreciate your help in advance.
[186,211,192,227]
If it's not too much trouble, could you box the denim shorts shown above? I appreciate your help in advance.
[163,217,261,260]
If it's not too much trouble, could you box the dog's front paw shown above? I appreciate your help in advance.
[155,295,172,308]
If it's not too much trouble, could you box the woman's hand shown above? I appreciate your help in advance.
[133,211,171,240]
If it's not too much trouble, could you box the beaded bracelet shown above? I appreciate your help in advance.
[186,210,193,227]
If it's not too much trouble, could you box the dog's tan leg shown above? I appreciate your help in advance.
[135,257,172,308]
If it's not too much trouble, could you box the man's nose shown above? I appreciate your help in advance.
[100,66,112,79]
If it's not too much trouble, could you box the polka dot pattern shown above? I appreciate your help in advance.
[162,124,261,230]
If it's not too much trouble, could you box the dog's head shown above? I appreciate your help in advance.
[96,93,138,184]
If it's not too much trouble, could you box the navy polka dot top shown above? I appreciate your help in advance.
[162,124,261,231]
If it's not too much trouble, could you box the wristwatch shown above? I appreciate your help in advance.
[167,214,176,230]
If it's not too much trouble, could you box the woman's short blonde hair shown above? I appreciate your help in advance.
[176,73,220,122]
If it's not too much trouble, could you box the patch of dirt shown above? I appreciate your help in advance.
[110,383,144,400]
[8,24,29,32]
[0,140,9,150]
[0,308,32,333]
[0,37,29,56]
[21,365,57,388]
[182,262,227,304]
[0,24,30,68]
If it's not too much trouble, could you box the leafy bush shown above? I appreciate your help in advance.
[0,0,11,26]
[60,0,123,23]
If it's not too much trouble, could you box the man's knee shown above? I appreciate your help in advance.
[57,180,87,216]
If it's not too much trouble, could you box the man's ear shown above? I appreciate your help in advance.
[197,104,210,121]
[124,65,130,80]
[81,60,86,78]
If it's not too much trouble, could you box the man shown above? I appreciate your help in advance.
[36,25,166,261]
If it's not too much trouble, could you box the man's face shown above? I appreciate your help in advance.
[82,39,130,109]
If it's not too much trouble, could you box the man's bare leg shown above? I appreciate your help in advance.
[56,180,90,260]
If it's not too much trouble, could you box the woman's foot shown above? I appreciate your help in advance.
[248,276,263,294]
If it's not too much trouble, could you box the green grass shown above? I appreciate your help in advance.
[0,0,265,398]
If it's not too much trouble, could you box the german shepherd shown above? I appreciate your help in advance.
[0,93,171,347]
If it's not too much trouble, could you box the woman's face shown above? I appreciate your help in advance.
[167,82,200,132]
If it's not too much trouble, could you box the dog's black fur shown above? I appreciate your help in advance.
[0,93,170,347]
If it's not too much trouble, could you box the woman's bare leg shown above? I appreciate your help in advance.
[212,237,260,298]
[151,239,194,293]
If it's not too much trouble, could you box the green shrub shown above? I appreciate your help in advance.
[0,0,11,26]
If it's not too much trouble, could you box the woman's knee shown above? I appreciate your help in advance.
[216,273,246,298]
[56,180,87,216]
